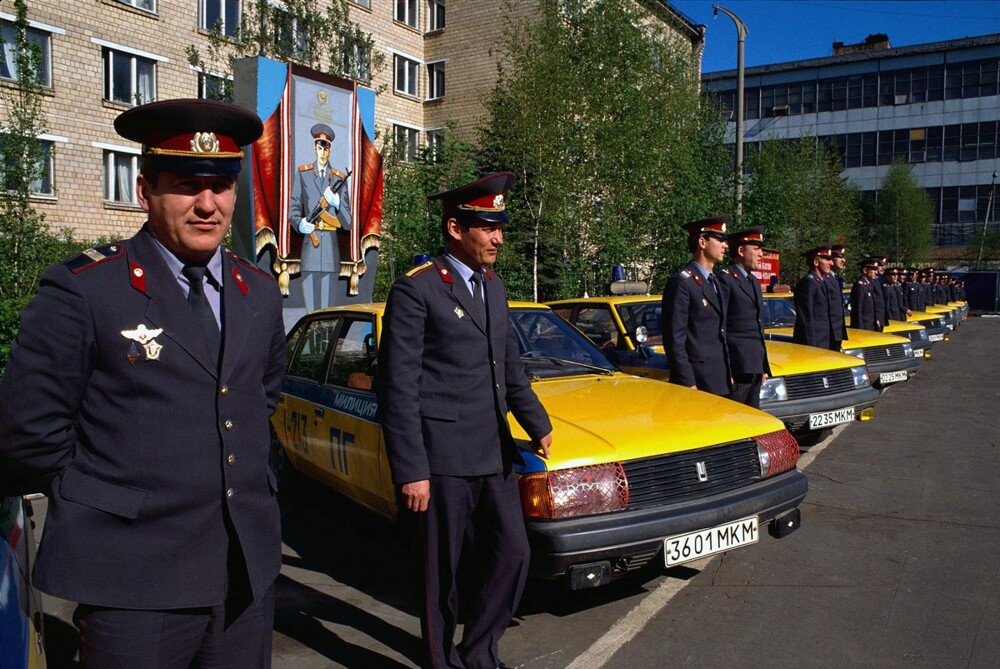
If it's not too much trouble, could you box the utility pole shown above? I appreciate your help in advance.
[713,5,747,220]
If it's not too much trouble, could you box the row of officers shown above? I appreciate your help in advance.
[662,218,965,410]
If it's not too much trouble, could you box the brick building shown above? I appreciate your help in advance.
[2,0,702,243]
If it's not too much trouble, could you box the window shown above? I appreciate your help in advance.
[287,317,339,382]
[271,6,308,60]
[427,0,445,31]
[350,0,371,8]
[572,307,618,349]
[427,61,444,99]
[327,317,375,389]
[103,149,139,205]
[394,54,418,97]
[340,36,371,83]
[200,0,240,37]
[116,0,155,12]
[394,124,418,162]
[395,0,417,28]
[103,47,155,105]
[426,129,443,160]
[198,72,232,102]
[0,21,53,87]
[1,137,52,195]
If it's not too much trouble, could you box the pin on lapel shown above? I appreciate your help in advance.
[702,298,709,307]
[454,306,465,319]
[121,323,165,363]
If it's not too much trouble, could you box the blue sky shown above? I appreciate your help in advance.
[670,1,1000,73]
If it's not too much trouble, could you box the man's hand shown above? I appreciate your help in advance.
[400,479,430,512]
[532,433,553,459]
[323,187,340,211]
[297,217,316,235]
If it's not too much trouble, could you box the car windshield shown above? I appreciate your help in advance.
[616,301,663,347]
[763,297,797,327]
[509,309,617,379]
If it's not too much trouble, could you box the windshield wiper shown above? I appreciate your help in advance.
[521,353,615,376]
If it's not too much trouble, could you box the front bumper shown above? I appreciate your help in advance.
[762,385,880,434]
[525,469,808,580]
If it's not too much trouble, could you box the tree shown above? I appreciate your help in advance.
[479,0,731,301]
[187,0,385,100]
[741,137,862,284]
[0,0,82,373]
[867,160,934,265]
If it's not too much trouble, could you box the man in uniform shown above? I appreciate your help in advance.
[794,245,844,351]
[0,99,286,667]
[826,244,850,339]
[289,122,353,308]
[830,244,848,289]
[662,215,731,396]
[884,267,909,321]
[378,172,553,669]
[718,226,770,409]
[850,258,881,330]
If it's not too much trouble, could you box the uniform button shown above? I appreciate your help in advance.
[226,488,235,498]
[220,385,230,396]
[227,454,236,466]
[224,419,234,431]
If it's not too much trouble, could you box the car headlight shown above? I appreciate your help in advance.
[518,463,629,519]
[917,329,929,341]
[902,342,913,358]
[759,377,788,402]
[850,365,870,388]
[753,430,800,478]
[842,348,866,360]
[634,325,648,344]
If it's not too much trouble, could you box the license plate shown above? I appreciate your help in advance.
[664,516,759,566]
[808,407,855,429]
[879,370,908,384]
[912,348,925,358]
[929,333,945,342]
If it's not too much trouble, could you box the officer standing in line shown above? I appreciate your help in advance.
[826,244,849,339]
[0,100,286,667]
[884,267,909,321]
[830,244,848,289]
[794,245,844,351]
[718,226,771,409]
[868,256,888,331]
[922,269,936,305]
[378,173,553,669]
[850,258,881,330]
[662,215,732,395]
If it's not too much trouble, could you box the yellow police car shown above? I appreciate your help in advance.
[547,296,879,437]
[273,302,807,588]
[762,293,920,388]
[837,287,940,356]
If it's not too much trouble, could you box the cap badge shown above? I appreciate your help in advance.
[493,194,504,209]
[191,132,220,154]
[454,306,465,319]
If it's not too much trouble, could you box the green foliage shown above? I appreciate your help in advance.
[479,0,731,301]
[867,160,934,265]
[741,137,862,284]
[187,0,385,97]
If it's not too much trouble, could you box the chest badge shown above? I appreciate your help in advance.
[121,324,165,363]
[454,306,465,319]
[702,298,709,307]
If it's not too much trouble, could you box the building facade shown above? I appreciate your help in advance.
[703,33,1000,255]
[1,0,701,244]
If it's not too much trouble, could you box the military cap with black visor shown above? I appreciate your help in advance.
[428,171,515,226]
[683,213,730,241]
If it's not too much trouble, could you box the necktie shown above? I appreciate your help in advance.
[470,271,487,323]
[706,272,719,299]
[748,272,760,305]
[182,265,221,364]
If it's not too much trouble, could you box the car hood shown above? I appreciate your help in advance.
[764,340,859,376]
[509,373,783,468]
[766,325,911,347]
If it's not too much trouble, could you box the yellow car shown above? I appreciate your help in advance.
[273,303,807,588]
[838,287,943,354]
[547,296,879,437]
[762,293,920,388]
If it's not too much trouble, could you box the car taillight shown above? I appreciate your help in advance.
[519,463,629,519]
[753,430,800,478]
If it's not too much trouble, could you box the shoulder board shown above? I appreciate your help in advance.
[405,261,434,278]
[680,269,691,279]
[330,167,346,179]
[484,268,496,281]
[64,242,125,274]
[724,268,739,278]
[227,252,275,282]
[298,163,315,172]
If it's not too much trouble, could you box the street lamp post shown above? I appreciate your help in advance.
[976,169,998,268]
[713,4,747,220]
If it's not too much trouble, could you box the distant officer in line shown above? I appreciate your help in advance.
[794,245,845,351]
[851,258,882,330]
[0,99,286,667]
[868,256,888,331]
[884,267,909,321]
[905,267,926,311]
[826,244,849,338]
[934,272,951,304]
[921,269,936,305]
[718,226,771,409]
[378,172,553,669]
[830,244,847,289]
[662,215,732,395]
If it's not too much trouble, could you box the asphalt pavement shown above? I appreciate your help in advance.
[34,317,1000,669]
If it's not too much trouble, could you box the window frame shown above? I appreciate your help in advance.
[426,0,445,32]
[394,54,419,97]
[395,0,418,29]
[99,145,141,206]
[115,0,156,13]
[427,60,445,100]
[199,0,240,37]
[0,16,58,88]
[393,124,419,163]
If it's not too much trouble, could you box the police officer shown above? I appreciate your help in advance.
[794,245,845,351]
[0,99,286,667]
[851,258,881,330]
[718,226,771,409]
[662,215,732,395]
[868,256,888,331]
[884,267,909,321]
[826,244,850,338]
[378,173,553,669]
[830,244,847,289]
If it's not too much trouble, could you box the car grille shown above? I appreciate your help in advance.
[862,343,907,363]
[622,440,761,510]
[783,369,856,399]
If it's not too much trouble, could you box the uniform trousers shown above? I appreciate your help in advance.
[414,471,529,669]
[73,582,274,669]
[727,373,763,409]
